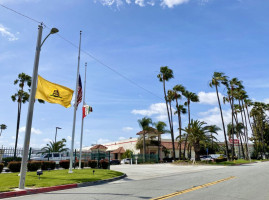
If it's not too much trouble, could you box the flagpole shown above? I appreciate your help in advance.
[69,31,82,173]
[79,62,87,169]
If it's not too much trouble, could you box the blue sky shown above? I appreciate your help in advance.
[1,0,269,149]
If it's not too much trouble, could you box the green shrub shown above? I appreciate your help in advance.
[41,161,56,170]
[27,161,42,171]
[8,161,21,172]
[88,160,97,168]
[2,157,22,167]
[59,160,70,169]
[75,161,86,168]
[0,163,4,173]
[100,159,109,169]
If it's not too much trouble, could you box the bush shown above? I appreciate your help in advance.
[75,161,86,168]
[59,160,70,169]
[8,161,21,172]
[100,159,109,169]
[88,160,97,168]
[2,157,22,167]
[41,161,56,170]
[27,161,42,171]
[0,163,4,173]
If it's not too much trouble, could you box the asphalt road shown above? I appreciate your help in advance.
[6,162,269,200]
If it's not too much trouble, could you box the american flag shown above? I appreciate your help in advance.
[75,75,82,109]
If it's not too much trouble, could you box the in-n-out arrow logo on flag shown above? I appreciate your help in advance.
[83,105,93,118]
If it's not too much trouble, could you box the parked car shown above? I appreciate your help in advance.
[110,159,120,165]
[120,158,131,164]
[31,152,70,164]
[200,155,214,161]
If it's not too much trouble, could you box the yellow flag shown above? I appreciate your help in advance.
[35,75,74,108]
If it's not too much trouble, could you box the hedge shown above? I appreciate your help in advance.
[0,163,4,173]
[2,157,22,167]
[27,161,42,171]
[41,161,56,170]
[8,161,21,172]
[88,160,97,168]
[100,159,109,169]
[75,161,86,168]
[59,160,70,169]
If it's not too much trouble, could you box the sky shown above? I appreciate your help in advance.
[1,0,269,150]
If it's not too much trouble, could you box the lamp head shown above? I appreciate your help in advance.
[50,28,59,34]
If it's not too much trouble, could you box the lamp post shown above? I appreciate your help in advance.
[19,24,58,189]
[55,127,62,143]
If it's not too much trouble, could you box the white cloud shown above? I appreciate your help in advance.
[19,126,42,135]
[122,127,134,132]
[96,0,190,7]
[160,0,189,8]
[264,98,269,104]
[135,0,145,6]
[118,136,126,140]
[97,138,111,144]
[67,136,72,141]
[198,91,224,105]
[0,24,19,41]
[43,138,52,143]
[131,103,172,121]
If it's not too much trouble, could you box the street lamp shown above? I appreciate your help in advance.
[19,25,59,189]
[55,127,62,143]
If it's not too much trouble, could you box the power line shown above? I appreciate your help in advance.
[0,3,163,101]
[0,3,41,24]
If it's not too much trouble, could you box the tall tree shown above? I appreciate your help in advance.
[157,66,176,159]
[204,125,220,152]
[0,124,7,137]
[154,121,168,161]
[182,90,199,159]
[209,72,230,160]
[138,117,153,162]
[182,120,213,161]
[11,73,44,158]
[173,84,186,160]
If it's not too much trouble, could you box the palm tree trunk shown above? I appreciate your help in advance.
[14,101,21,159]
[238,101,248,158]
[242,100,250,160]
[215,85,230,160]
[175,99,182,160]
[183,101,190,160]
[231,94,235,159]
[169,101,176,159]
[158,134,160,162]
[162,77,175,160]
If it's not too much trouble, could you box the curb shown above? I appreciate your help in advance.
[0,174,127,199]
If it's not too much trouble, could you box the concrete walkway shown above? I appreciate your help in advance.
[110,163,225,181]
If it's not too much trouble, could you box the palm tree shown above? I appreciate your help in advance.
[11,73,44,158]
[182,120,211,161]
[157,66,176,159]
[209,72,230,160]
[182,90,199,159]
[0,124,7,137]
[41,138,68,153]
[173,84,186,160]
[204,125,220,153]
[154,121,168,161]
[138,117,153,162]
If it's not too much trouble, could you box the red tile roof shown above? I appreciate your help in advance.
[90,144,108,150]
[161,142,187,150]
[111,147,126,154]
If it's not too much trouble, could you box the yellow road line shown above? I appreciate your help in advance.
[151,176,236,200]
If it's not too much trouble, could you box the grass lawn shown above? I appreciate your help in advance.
[0,169,123,192]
